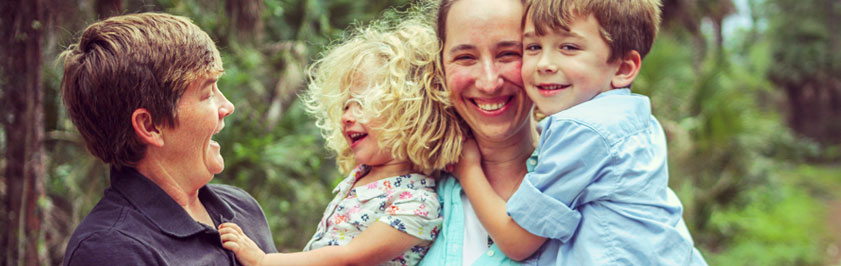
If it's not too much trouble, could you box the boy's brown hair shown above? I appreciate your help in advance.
[525,0,662,62]
[60,13,223,168]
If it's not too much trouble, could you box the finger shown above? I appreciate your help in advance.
[231,224,245,235]
[222,241,239,251]
[218,227,236,235]
[220,233,239,243]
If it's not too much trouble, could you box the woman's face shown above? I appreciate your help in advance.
[442,0,532,143]
[159,74,234,187]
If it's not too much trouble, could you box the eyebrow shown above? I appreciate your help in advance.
[448,44,476,54]
[202,78,218,89]
[524,31,536,38]
[497,41,522,49]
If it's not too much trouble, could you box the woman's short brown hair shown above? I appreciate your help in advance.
[59,13,223,168]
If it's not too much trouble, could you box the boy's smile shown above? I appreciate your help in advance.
[535,83,571,97]
[522,13,622,116]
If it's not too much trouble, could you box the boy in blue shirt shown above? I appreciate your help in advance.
[454,0,708,264]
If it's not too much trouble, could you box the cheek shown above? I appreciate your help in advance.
[501,61,523,87]
[521,58,536,82]
[446,67,474,98]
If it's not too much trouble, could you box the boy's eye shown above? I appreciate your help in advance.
[525,44,542,51]
[560,44,580,51]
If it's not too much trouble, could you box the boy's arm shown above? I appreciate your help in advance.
[221,221,423,266]
[454,139,546,261]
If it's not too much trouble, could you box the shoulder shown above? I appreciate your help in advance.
[65,189,154,247]
[546,91,653,146]
[207,183,261,210]
[64,229,162,265]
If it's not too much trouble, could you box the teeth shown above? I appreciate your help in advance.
[349,133,366,140]
[477,102,505,111]
[539,85,565,90]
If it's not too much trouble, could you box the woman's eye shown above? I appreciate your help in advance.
[499,51,521,58]
[453,54,475,61]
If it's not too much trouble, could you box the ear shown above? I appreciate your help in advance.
[131,108,164,147]
[610,50,642,89]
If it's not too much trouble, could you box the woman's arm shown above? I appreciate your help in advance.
[455,139,546,261]
[220,222,423,266]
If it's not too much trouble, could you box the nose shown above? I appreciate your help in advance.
[217,90,235,118]
[341,106,356,125]
[475,59,504,93]
[537,52,558,74]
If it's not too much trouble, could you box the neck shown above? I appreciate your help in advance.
[475,121,537,200]
[135,156,213,226]
[355,160,413,187]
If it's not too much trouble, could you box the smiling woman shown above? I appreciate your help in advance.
[419,0,537,265]
[58,13,276,265]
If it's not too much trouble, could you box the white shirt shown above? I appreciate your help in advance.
[461,193,490,265]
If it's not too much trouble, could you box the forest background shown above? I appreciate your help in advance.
[1,0,840,265]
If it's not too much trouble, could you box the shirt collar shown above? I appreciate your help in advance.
[109,166,235,237]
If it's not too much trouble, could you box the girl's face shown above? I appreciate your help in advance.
[341,77,400,168]
[442,0,533,143]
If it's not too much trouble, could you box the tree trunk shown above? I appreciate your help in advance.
[95,0,123,19]
[1,0,47,265]
[226,0,263,43]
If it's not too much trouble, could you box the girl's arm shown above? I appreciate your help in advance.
[454,138,546,261]
[220,222,423,266]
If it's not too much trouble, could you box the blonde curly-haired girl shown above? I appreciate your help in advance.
[218,13,464,266]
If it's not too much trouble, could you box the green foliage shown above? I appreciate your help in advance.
[707,183,828,266]
[637,14,836,263]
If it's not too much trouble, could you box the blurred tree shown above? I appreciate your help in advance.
[1,0,48,265]
[661,0,735,66]
[226,0,263,43]
[767,0,841,145]
[95,0,123,19]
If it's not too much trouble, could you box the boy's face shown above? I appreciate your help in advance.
[522,13,622,115]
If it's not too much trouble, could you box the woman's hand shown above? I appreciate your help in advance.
[219,223,266,266]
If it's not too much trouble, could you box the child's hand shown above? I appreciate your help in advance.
[454,138,482,181]
[219,222,265,266]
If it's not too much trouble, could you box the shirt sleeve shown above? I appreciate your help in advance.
[378,188,443,241]
[64,232,164,266]
[507,118,615,242]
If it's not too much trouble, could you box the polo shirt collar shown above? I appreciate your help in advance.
[109,166,237,237]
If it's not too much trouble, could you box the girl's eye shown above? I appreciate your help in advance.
[525,44,541,51]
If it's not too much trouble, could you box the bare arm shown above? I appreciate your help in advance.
[220,222,422,266]
[454,138,546,261]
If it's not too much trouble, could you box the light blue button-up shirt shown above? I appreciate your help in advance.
[507,89,708,265]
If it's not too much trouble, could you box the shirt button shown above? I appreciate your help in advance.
[487,250,495,256]
[528,158,537,165]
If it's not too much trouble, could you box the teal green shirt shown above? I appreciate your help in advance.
[418,176,522,266]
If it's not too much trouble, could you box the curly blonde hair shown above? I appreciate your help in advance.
[302,15,464,176]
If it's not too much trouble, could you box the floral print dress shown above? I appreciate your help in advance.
[303,164,442,266]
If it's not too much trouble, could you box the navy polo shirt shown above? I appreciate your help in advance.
[63,167,277,265]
